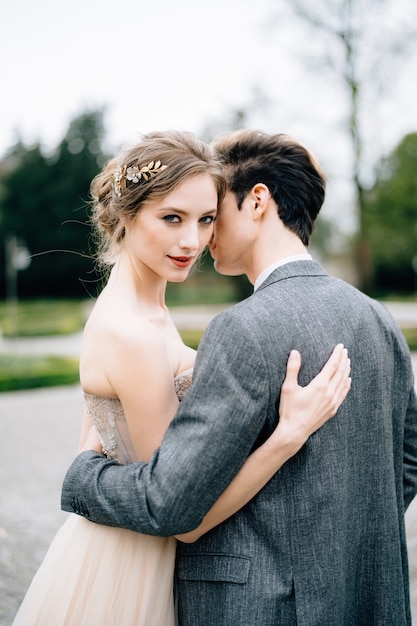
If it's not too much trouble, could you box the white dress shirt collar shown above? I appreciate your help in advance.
[254,253,312,291]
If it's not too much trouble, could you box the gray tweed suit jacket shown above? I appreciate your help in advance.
[62,261,417,625]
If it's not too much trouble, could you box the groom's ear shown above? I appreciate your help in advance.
[250,184,271,221]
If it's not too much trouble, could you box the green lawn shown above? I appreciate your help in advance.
[0,299,88,337]
[402,328,417,351]
[0,354,80,392]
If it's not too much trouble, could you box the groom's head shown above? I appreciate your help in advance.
[209,130,326,279]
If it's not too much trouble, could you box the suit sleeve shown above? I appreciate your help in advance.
[61,309,273,535]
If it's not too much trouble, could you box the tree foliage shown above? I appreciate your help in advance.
[279,0,417,292]
[0,110,108,298]
[364,132,417,293]
[1,105,416,302]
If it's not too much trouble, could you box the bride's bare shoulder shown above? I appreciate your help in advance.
[80,299,167,396]
[83,302,162,351]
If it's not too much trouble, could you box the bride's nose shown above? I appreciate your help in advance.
[179,223,200,251]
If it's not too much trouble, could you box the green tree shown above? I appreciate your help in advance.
[1,109,108,298]
[364,132,417,293]
[276,0,417,292]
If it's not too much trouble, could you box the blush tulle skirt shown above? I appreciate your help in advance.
[12,513,176,626]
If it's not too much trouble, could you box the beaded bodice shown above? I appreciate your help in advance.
[84,368,193,465]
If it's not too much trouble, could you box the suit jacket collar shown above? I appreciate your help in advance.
[256,259,328,292]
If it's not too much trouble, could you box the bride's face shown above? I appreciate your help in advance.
[124,173,218,282]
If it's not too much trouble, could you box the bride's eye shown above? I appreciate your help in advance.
[199,215,216,225]
[163,215,181,223]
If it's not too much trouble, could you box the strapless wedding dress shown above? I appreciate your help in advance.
[12,369,193,626]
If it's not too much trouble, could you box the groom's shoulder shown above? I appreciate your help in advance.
[198,297,251,335]
[203,295,263,343]
[213,293,258,322]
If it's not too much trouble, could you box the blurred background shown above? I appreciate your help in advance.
[1,0,417,313]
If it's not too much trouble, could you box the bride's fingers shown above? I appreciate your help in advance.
[331,355,352,407]
[321,345,350,389]
[282,350,302,391]
[318,344,346,381]
[314,346,351,416]
[332,349,351,390]
[282,344,351,411]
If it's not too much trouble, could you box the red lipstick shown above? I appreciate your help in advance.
[168,256,193,268]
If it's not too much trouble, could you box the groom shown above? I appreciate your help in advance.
[62,130,417,625]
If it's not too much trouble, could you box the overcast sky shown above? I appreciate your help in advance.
[2,0,417,232]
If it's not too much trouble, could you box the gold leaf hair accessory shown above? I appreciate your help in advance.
[111,160,168,197]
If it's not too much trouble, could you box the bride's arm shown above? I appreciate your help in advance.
[176,344,351,543]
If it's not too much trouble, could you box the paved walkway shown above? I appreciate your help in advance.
[1,303,417,624]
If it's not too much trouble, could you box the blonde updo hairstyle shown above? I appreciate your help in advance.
[90,130,226,267]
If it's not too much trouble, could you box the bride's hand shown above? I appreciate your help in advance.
[275,344,351,453]
[80,424,104,455]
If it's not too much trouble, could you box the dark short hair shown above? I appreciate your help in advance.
[212,130,326,245]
